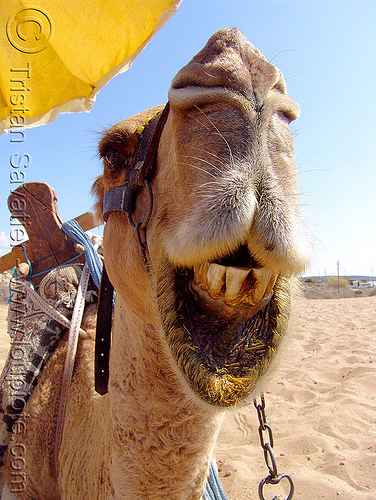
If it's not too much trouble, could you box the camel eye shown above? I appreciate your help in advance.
[104,150,123,169]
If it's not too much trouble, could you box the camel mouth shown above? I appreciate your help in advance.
[190,244,277,322]
[174,247,278,374]
[160,244,287,406]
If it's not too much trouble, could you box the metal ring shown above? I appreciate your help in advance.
[258,474,294,500]
[139,179,153,230]
[127,179,153,231]
[135,222,146,251]
[127,212,136,229]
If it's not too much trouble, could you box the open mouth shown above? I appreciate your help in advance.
[191,246,277,324]
[158,244,289,406]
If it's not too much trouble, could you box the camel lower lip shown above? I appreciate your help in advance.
[157,263,284,404]
[173,266,278,376]
[189,280,273,323]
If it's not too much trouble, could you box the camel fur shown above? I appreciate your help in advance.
[1,28,310,499]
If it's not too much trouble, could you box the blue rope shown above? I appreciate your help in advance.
[204,461,229,500]
[61,220,103,290]
[21,244,32,276]
[28,253,84,279]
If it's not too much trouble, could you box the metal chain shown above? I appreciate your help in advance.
[254,394,294,500]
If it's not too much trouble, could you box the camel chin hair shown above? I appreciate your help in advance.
[2,28,310,500]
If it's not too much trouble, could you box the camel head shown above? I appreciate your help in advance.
[94,28,310,407]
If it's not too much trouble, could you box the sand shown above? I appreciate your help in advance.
[0,297,375,499]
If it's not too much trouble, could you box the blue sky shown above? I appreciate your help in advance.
[1,0,375,277]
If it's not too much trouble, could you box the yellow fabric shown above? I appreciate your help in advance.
[0,0,181,133]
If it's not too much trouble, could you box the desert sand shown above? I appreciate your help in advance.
[0,296,375,499]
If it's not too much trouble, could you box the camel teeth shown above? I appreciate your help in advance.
[193,262,277,309]
[224,267,251,305]
[193,263,209,290]
[206,263,226,298]
[251,268,275,304]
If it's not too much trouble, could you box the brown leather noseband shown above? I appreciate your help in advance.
[95,103,170,395]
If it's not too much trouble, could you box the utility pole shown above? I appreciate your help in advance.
[337,261,340,293]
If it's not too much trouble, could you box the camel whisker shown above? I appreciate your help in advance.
[180,155,223,175]
[177,161,217,178]
[193,104,235,166]
[188,146,228,168]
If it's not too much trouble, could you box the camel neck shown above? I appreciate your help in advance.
[108,297,224,500]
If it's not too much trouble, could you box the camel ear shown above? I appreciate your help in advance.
[92,175,105,224]
[93,123,141,226]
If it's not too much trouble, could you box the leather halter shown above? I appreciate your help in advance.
[95,103,170,395]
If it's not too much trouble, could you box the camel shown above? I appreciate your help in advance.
[1,28,310,499]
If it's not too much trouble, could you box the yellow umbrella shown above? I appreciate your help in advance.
[0,0,181,134]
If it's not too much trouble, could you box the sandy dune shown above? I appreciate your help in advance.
[216,297,376,500]
[0,297,375,499]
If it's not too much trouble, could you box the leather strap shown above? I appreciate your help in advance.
[24,282,87,336]
[95,264,114,395]
[55,263,90,469]
[129,102,170,185]
[95,103,170,395]
[103,102,170,221]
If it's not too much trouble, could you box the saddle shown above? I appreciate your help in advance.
[0,182,96,284]
[0,182,100,466]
